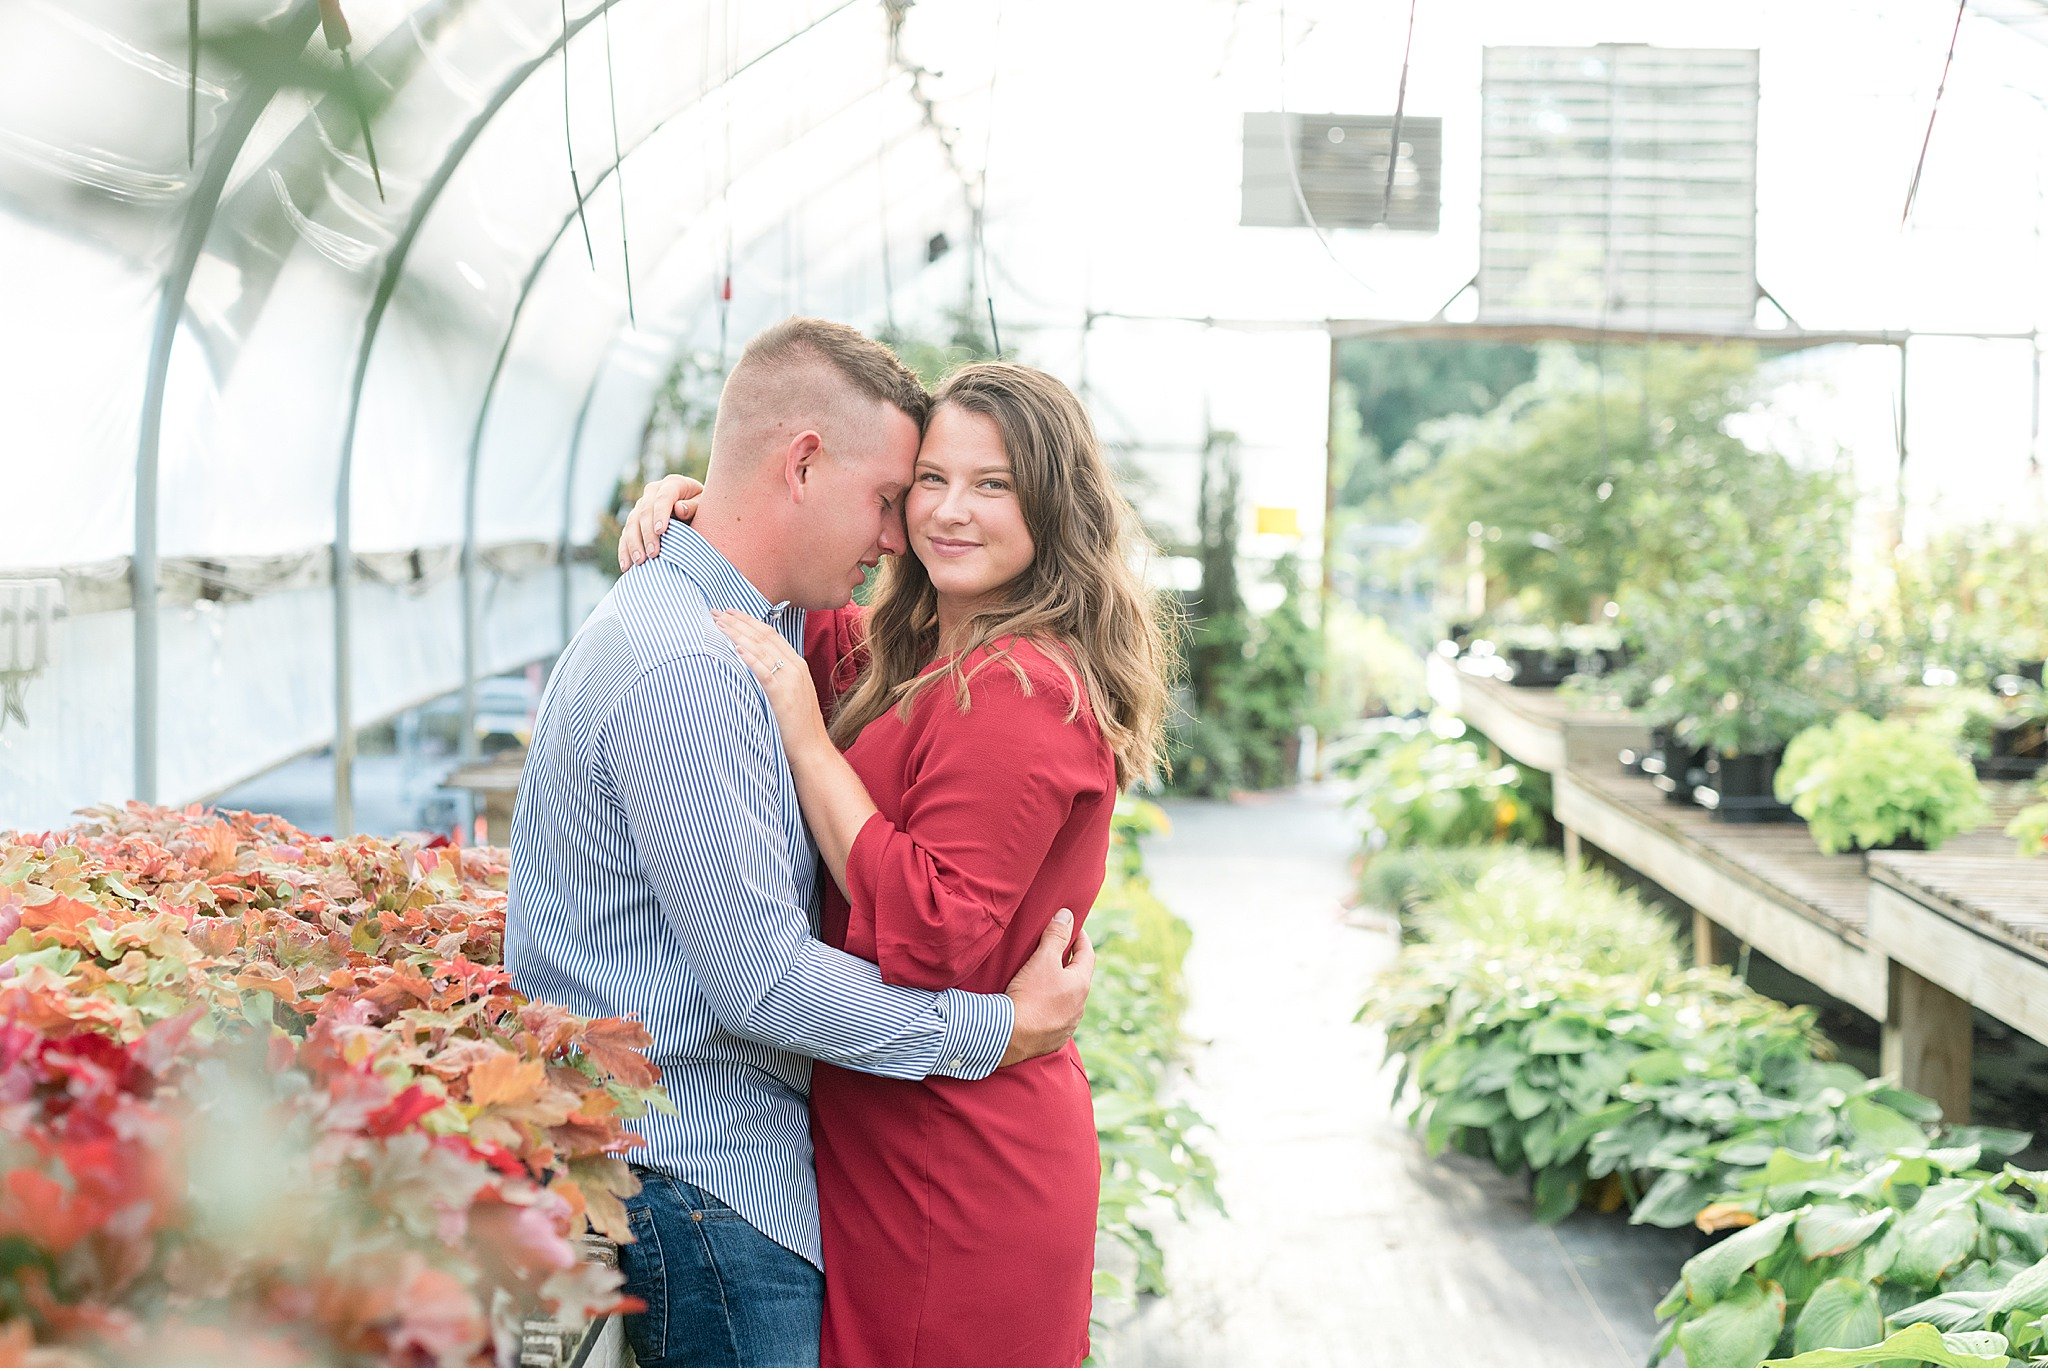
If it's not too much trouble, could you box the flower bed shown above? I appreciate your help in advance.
[0,804,664,1365]
[1088,797,1220,1305]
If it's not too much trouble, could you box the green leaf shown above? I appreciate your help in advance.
[1796,1205,1892,1259]
[1505,1075,1551,1122]
[1793,1278,1883,1356]
[1987,1253,2048,1317]
[1762,1323,2008,1368]
[1893,1204,1981,1288]
[1891,1291,2000,1334]
[1685,1210,1798,1304]
[1633,1172,1722,1230]
[1526,1017,1601,1055]
[1842,1096,1935,1153]
[1678,1274,1787,1370]
[1532,1164,1583,1225]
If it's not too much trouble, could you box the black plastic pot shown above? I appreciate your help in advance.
[1503,645,1574,688]
[1641,727,1710,805]
[1976,720,2048,781]
[1693,750,1799,824]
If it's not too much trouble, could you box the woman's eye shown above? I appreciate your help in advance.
[917,472,944,484]
[981,480,1009,492]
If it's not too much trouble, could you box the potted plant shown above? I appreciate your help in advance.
[1944,679,2048,781]
[1559,621,1626,677]
[1774,713,1994,855]
[1475,623,1575,687]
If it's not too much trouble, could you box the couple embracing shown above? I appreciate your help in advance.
[505,318,1174,1368]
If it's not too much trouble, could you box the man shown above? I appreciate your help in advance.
[505,318,1093,1367]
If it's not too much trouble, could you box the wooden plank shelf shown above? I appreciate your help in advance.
[1544,769,2042,1123]
[1867,836,2048,1047]
[1552,768,1888,1017]
[1425,652,1647,775]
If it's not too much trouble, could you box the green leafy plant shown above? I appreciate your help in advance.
[1345,717,1550,852]
[1086,809,1221,1306]
[1652,1149,2048,1368]
[2008,776,2048,859]
[1776,715,1993,854]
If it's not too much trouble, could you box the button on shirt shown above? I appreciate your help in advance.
[505,525,1013,1267]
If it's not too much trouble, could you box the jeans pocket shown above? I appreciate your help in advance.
[620,1192,670,1361]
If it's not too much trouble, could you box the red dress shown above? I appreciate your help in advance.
[801,609,1110,1368]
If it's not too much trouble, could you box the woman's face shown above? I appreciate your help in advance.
[907,403,1035,613]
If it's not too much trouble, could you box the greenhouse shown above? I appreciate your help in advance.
[4,0,2048,1366]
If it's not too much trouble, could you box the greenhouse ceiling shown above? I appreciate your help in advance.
[4,0,2048,831]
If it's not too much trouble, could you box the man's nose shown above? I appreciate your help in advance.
[879,505,908,555]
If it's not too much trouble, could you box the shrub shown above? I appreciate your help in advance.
[1346,717,1550,852]
[0,805,663,1365]
[1087,803,1219,1305]
[2009,776,2048,859]
[1775,715,1993,854]
[1653,1148,2048,1368]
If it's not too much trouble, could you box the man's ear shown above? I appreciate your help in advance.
[783,431,824,503]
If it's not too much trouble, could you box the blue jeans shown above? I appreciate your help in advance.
[618,1168,823,1367]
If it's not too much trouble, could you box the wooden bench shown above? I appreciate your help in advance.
[1866,839,2048,1125]
[1425,653,1648,778]
[1427,666,2046,1123]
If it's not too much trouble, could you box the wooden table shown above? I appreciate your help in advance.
[1420,642,2048,1125]
[1426,653,1648,777]
[443,755,525,846]
[1547,767,2042,1122]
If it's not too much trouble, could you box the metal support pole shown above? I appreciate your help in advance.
[134,1,321,805]
[332,0,650,836]
[1896,340,1910,549]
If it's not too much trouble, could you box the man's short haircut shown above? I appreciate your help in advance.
[744,317,930,427]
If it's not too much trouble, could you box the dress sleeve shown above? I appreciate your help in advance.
[841,658,1108,991]
[803,604,870,716]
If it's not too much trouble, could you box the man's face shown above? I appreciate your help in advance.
[786,403,920,610]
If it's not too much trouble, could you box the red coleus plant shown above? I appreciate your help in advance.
[0,804,668,1365]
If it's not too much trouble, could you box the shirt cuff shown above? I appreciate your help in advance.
[930,987,1011,1080]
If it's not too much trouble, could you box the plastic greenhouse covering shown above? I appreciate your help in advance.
[1,0,974,830]
[8,0,2048,835]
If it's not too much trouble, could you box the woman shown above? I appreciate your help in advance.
[622,362,1172,1367]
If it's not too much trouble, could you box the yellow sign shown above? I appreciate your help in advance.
[1254,505,1301,537]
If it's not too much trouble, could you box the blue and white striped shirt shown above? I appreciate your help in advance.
[504,525,1014,1267]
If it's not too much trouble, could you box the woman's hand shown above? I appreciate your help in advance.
[618,474,704,570]
[713,610,827,752]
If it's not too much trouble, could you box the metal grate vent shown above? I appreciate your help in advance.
[1241,112,1442,232]
[1478,45,1759,328]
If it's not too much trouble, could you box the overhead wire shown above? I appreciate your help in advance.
[1902,0,1968,228]
[562,0,596,267]
[601,5,636,325]
[1276,2,1380,297]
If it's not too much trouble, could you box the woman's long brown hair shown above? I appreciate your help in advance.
[828,362,1176,789]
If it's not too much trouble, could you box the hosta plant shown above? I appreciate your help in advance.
[1775,715,1992,854]
[1653,1148,2048,1368]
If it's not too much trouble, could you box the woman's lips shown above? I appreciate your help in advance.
[925,537,981,558]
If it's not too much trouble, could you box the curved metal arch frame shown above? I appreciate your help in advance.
[454,3,885,764]
[328,0,662,833]
[133,0,323,804]
[546,126,975,653]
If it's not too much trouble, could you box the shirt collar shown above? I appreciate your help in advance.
[657,523,796,624]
